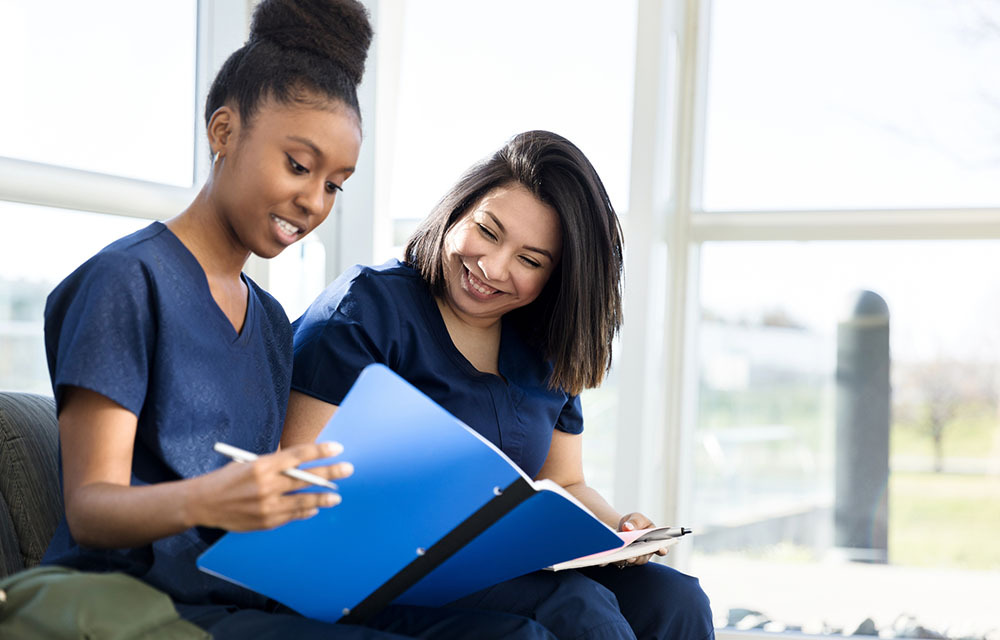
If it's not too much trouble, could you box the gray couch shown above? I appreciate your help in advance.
[0,391,63,578]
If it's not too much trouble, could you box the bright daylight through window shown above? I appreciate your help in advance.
[690,1,1000,637]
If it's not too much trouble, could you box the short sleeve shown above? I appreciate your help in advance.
[291,270,401,406]
[44,252,156,416]
[555,394,584,434]
[291,311,388,406]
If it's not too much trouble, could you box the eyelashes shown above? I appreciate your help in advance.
[287,154,344,194]
[477,223,498,241]
[476,224,542,268]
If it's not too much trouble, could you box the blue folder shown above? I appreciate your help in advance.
[197,364,622,623]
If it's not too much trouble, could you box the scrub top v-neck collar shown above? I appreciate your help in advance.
[417,284,514,385]
[155,222,257,348]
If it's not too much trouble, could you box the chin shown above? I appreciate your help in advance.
[251,244,286,260]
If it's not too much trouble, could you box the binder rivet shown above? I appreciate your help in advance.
[493,486,503,496]
[416,547,426,556]
[342,608,350,616]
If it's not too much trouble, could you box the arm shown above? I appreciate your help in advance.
[59,386,352,549]
[535,429,622,528]
[281,390,338,448]
[535,429,667,565]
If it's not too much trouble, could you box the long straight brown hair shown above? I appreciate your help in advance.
[404,131,623,396]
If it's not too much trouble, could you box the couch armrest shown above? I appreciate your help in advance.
[0,392,62,577]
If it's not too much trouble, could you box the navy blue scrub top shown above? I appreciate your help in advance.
[291,259,583,478]
[42,222,292,608]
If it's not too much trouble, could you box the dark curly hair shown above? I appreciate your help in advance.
[405,131,624,396]
[205,0,373,130]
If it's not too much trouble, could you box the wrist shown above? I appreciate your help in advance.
[177,475,206,530]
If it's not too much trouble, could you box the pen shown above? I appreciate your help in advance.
[662,527,692,537]
[213,442,338,491]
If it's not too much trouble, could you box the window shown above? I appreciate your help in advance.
[660,0,1000,636]
[702,0,1000,211]
[691,241,1000,634]
[0,1,198,186]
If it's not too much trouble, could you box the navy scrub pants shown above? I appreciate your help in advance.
[451,562,715,640]
[175,601,557,639]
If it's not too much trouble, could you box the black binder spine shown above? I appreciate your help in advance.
[341,476,535,624]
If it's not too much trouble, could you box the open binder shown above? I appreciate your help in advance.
[197,364,625,623]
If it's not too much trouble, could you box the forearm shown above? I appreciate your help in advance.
[562,481,622,529]
[66,477,202,549]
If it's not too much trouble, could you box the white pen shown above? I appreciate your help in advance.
[213,442,339,491]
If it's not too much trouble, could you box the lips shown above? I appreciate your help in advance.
[271,214,303,236]
[269,213,305,246]
[462,266,503,300]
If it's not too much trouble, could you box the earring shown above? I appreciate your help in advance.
[213,150,221,166]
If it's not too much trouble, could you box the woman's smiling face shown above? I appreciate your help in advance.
[439,183,562,327]
[211,98,361,259]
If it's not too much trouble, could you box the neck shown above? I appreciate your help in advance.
[435,296,503,376]
[166,187,249,282]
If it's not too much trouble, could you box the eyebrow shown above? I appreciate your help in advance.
[286,135,356,173]
[483,210,555,261]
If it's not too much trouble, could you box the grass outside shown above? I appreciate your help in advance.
[889,471,1000,570]
[891,411,1000,460]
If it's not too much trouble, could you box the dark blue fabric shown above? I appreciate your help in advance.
[41,222,292,608]
[176,602,557,640]
[579,563,715,640]
[450,570,635,640]
[291,259,582,479]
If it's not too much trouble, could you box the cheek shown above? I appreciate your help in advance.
[520,270,553,300]
[444,228,476,260]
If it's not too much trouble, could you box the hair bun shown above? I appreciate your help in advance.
[250,0,373,86]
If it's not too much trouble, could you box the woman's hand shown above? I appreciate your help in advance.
[189,442,354,531]
[616,511,670,568]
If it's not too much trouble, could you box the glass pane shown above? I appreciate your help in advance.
[268,235,327,322]
[692,240,1000,637]
[0,1,197,187]
[0,202,149,394]
[382,0,637,248]
[703,0,1000,211]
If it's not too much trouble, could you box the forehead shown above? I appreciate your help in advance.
[245,98,361,146]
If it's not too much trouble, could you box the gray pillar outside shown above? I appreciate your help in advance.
[833,290,891,563]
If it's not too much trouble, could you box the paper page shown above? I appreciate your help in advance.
[546,536,682,572]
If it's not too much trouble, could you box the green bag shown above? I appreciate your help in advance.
[0,566,210,639]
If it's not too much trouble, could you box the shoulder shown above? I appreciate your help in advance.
[60,223,176,285]
[292,259,430,355]
[302,259,425,322]
[46,224,170,311]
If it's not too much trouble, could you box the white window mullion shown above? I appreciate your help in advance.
[690,208,1000,242]
[0,157,193,221]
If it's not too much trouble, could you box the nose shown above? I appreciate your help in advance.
[295,179,332,219]
[477,252,510,283]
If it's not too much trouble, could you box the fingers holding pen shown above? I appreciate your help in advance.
[195,441,353,531]
[264,441,355,488]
